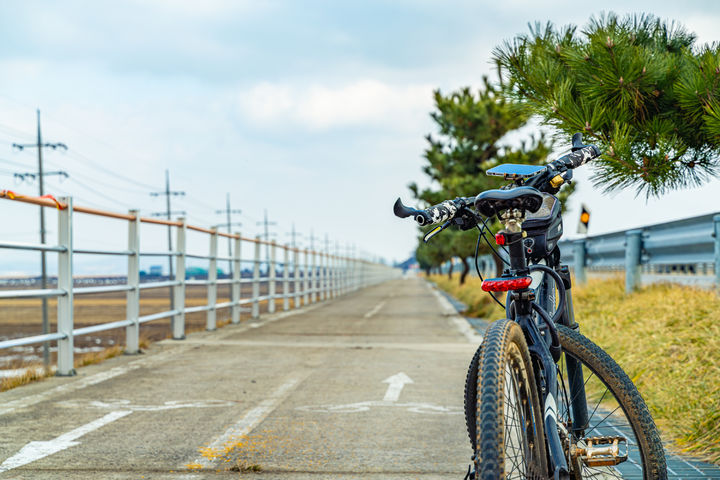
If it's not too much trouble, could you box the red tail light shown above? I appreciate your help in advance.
[494,233,506,246]
[481,276,532,292]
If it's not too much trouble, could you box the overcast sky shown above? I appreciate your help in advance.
[2,0,720,275]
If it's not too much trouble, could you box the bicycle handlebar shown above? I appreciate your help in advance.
[553,144,601,170]
[393,197,472,226]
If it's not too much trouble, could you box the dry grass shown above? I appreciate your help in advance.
[429,274,504,319]
[431,273,720,464]
[0,365,54,392]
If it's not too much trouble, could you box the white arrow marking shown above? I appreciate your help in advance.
[382,372,413,402]
[0,410,131,473]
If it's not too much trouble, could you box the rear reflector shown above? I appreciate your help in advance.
[481,276,532,292]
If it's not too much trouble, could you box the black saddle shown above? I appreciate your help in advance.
[474,187,544,217]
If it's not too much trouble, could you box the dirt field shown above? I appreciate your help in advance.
[0,283,304,370]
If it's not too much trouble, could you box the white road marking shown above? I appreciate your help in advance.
[296,400,462,415]
[0,347,188,417]
[0,410,132,473]
[188,374,309,469]
[363,301,386,318]
[57,399,236,412]
[382,372,413,402]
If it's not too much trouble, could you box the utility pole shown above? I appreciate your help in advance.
[215,193,242,276]
[307,229,320,252]
[285,223,302,249]
[256,209,277,266]
[150,170,185,315]
[12,109,68,369]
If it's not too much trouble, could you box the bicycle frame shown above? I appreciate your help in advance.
[499,217,589,479]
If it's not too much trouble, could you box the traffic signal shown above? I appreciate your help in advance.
[577,204,590,234]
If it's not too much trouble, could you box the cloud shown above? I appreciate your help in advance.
[237,79,434,131]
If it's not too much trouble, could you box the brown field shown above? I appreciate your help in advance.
[0,283,304,376]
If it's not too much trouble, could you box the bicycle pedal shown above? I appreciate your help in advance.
[575,436,628,467]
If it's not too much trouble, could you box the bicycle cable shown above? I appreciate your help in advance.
[475,224,506,310]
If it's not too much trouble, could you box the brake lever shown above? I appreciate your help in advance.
[423,220,452,243]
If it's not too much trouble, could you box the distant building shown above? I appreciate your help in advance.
[149,265,163,276]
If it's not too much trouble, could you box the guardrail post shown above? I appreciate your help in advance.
[334,256,340,297]
[573,239,587,286]
[303,250,310,305]
[173,218,187,339]
[268,242,276,314]
[125,210,140,354]
[714,215,720,292]
[231,234,241,324]
[207,228,218,330]
[625,229,643,293]
[310,251,317,304]
[56,197,75,376]
[252,237,260,319]
[293,248,301,308]
[283,245,290,311]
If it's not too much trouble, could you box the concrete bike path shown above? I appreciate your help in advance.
[0,277,480,479]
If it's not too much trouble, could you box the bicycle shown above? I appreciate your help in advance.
[393,133,667,479]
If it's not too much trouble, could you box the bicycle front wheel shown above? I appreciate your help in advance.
[474,319,548,479]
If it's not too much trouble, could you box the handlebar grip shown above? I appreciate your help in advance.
[416,200,459,226]
[558,145,601,169]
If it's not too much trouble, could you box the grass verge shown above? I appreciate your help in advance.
[430,273,720,464]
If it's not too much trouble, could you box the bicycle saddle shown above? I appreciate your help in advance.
[474,186,544,217]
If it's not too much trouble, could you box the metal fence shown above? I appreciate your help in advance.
[558,212,720,292]
[0,191,399,376]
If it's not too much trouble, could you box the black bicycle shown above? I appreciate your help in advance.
[394,133,666,480]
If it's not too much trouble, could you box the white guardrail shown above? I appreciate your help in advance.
[0,190,400,376]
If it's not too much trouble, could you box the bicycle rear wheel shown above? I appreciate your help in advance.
[473,319,547,479]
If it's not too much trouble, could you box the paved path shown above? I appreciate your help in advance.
[0,278,479,479]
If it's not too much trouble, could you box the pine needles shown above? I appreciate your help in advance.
[494,12,720,197]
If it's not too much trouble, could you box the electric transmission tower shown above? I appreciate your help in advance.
[215,193,242,276]
[256,209,277,266]
[12,109,68,368]
[150,170,185,313]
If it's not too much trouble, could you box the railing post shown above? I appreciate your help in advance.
[303,250,310,306]
[125,210,140,354]
[320,253,327,301]
[56,197,75,376]
[714,214,720,293]
[207,228,218,330]
[173,218,187,339]
[283,245,290,311]
[625,229,643,293]
[231,234,241,324]
[573,239,587,286]
[268,242,276,314]
[310,251,317,304]
[252,237,260,319]
[333,255,339,297]
[293,248,301,309]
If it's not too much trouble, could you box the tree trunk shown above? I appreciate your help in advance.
[447,261,454,279]
[459,257,470,285]
[424,267,431,276]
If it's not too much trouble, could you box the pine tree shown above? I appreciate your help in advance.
[494,12,720,197]
[412,79,561,284]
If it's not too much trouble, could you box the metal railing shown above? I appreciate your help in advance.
[558,212,720,292]
[0,190,399,375]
